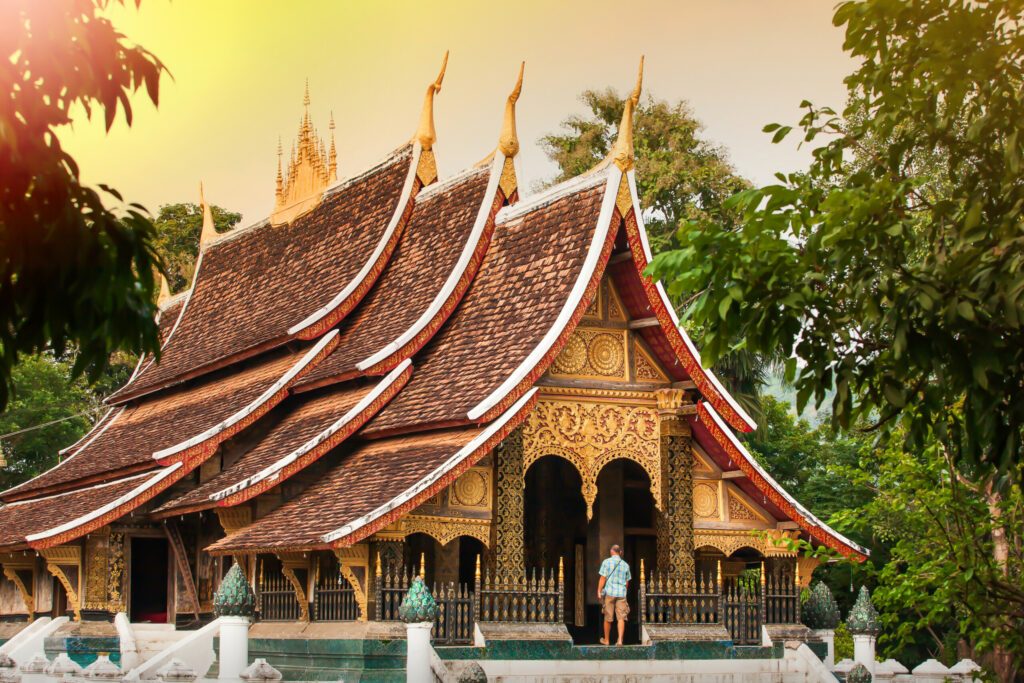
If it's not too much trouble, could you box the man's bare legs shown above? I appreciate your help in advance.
[617,616,625,645]
[602,619,611,645]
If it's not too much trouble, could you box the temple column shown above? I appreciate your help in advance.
[655,389,695,580]
[491,428,525,578]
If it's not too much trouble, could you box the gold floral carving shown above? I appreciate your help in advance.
[693,529,800,559]
[403,515,491,548]
[583,284,602,319]
[2,565,34,619]
[84,530,110,611]
[797,556,820,588]
[276,553,310,622]
[449,468,491,510]
[727,494,756,521]
[607,282,627,322]
[549,328,628,382]
[498,156,517,199]
[521,399,661,518]
[493,430,525,577]
[634,343,669,383]
[40,546,81,621]
[762,529,800,557]
[107,532,125,612]
[693,482,720,519]
[661,432,696,578]
[333,546,369,621]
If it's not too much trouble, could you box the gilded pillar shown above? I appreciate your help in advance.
[492,428,525,578]
[656,389,695,580]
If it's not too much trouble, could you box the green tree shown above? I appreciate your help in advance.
[648,0,1024,482]
[541,89,749,254]
[153,202,241,293]
[0,355,100,490]
[0,0,169,410]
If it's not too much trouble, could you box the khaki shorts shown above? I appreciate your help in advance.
[602,595,629,622]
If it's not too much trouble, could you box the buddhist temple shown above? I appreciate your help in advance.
[0,57,865,667]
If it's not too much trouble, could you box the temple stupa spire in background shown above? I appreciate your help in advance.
[271,81,338,226]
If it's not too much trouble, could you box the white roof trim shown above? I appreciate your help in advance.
[152,330,339,461]
[321,387,537,544]
[210,359,411,502]
[702,402,868,556]
[286,144,423,336]
[356,154,504,372]
[466,167,620,421]
[496,170,608,224]
[57,406,120,457]
[24,464,182,542]
[7,471,154,507]
[625,171,757,432]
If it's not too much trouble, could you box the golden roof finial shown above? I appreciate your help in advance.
[414,51,449,151]
[271,81,337,225]
[157,273,172,306]
[275,137,284,201]
[303,78,310,108]
[497,61,525,158]
[609,56,644,172]
[198,182,218,247]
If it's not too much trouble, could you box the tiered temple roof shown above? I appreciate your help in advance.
[0,58,867,562]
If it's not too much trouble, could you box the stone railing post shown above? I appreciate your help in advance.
[847,586,880,674]
[399,576,439,683]
[213,562,257,682]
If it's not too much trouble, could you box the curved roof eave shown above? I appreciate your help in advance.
[465,166,622,423]
[695,400,869,561]
[620,170,757,433]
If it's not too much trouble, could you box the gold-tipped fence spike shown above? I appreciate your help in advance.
[414,50,449,150]
[475,554,481,581]
[419,552,426,579]
[558,556,564,584]
[640,558,646,586]
[375,552,382,578]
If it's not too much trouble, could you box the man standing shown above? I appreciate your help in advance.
[596,544,631,646]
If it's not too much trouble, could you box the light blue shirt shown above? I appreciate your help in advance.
[599,556,631,598]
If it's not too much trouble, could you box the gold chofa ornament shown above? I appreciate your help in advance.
[271,80,338,226]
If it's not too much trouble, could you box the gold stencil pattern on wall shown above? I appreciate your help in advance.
[693,481,720,519]
[634,342,669,383]
[549,328,628,381]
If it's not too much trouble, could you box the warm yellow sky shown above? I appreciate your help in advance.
[65,1,853,225]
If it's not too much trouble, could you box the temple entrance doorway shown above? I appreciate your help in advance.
[524,456,656,645]
[50,577,68,618]
[129,536,169,623]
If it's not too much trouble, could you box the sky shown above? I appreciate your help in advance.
[64,1,854,226]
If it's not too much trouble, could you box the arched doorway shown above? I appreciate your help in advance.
[524,455,657,644]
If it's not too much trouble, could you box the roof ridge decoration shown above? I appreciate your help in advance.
[157,274,172,306]
[477,62,525,199]
[270,80,339,226]
[413,51,448,186]
[199,182,218,247]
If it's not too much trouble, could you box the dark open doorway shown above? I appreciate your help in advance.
[130,536,169,623]
[51,576,68,618]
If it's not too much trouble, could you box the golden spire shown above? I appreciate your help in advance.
[271,81,336,225]
[497,61,525,158]
[157,273,172,306]
[414,51,448,151]
[198,182,218,247]
[609,56,644,172]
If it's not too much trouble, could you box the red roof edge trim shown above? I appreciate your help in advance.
[323,388,539,549]
[695,401,868,561]
[24,463,192,550]
[620,171,756,433]
[289,145,425,340]
[357,153,510,377]
[158,362,413,517]
[151,331,341,465]
[467,168,623,425]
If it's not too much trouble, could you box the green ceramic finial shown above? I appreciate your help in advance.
[214,562,256,618]
[847,663,873,683]
[398,576,438,623]
[802,581,841,629]
[846,585,880,635]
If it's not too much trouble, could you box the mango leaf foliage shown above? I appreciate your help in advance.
[0,1,168,410]
[649,0,1024,479]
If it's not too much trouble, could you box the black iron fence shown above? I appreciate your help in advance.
[313,557,359,622]
[639,570,719,625]
[256,559,301,622]
[476,565,564,624]
[376,570,477,645]
[722,575,762,645]
[764,570,800,625]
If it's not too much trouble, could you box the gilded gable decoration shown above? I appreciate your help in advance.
[634,342,669,383]
[549,328,628,381]
[271,81,338,227]
[693,481,720,519]
[521,399,661,518]
[414,52,448,186]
